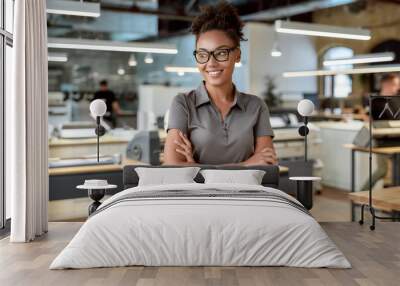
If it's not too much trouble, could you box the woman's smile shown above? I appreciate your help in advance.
[206,69,224,77]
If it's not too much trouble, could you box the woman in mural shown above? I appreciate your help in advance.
[164,1,276,166]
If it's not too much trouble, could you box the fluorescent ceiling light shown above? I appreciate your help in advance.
[275,20,371,40]
[47,38,178,54]
[283,64,400,78]
[48,52,68,62]
[323,52,395,66]
[46,0,100,18]
[165,62,243,73]
[165,66,199,73]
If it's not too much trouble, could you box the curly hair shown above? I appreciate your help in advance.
[191,1,246,46]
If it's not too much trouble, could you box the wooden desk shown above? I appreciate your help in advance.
[349,187,400,219]
[278,165,289,174]
[49,159,142,200]
[343,144,400,155]
[49,135,130,159]
[49,159,142,176]
[344,144,400,194]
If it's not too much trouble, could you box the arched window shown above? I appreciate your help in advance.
[323,46,354,98]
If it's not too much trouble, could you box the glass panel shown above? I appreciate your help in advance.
[4,43,11,220]
[5,0,13,34]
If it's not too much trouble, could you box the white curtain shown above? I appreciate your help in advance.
[8,0,48,242]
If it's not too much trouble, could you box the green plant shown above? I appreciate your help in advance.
[262,75,282,107]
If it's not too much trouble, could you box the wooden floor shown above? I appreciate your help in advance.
[1,222,399,286]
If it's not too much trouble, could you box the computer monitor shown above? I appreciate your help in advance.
[370,96,400,121]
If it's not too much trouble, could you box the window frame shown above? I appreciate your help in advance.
[0,0,13,231]
[322,46,354,99]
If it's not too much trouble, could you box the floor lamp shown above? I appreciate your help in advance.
[89,99,107,162]
[297,99,315,162]
[289,99,321,210]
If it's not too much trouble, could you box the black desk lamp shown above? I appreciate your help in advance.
[297,99,315,162]
[89,99,107,162]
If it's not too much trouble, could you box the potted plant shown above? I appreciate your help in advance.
[262,75,282,108]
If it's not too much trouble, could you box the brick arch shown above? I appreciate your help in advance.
[370,39,400,63]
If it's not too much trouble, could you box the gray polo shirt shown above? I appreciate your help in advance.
[167,82,274,165]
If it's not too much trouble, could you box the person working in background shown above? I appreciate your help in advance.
[92,80,122,128]
[360,73,400,191]
[380,73,400,96]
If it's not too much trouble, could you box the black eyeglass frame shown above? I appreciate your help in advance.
[193,47,238,64]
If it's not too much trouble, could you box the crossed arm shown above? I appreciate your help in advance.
[163,129,277,166]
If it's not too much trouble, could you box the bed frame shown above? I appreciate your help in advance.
[123,165,280,189]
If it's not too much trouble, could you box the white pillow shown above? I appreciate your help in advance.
[200,169,266,185]
[135,167,201,186]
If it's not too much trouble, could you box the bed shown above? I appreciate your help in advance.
[50,165,351,269]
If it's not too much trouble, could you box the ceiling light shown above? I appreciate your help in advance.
[270,31,282,57]
[165,66,198,73]
[177,71,185,76]
[323,52,395,66]
[47,38,178,54]
[283,64,400,77]
[46,0,100,18]
[270,42,282,57]
[48,52,68,62]
[128,54,137,66]
[117,67,125,75]
[165,63,243,74]
[144,53,154,64]
[275,20,371,40]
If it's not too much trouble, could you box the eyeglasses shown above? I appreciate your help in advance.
[193,47,237,64]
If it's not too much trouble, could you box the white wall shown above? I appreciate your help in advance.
[245,22,317,100]
[137,84,195,130]
[138,84,193,118]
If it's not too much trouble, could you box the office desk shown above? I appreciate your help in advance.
[348,187,400,220]
[344,144,400,220]
[49,135,131,159]
[49,159,141,200]
[344,144,400,193]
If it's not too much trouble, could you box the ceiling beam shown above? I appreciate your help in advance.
[185,0,198,13]
[241,0,359,21]
[101,3,197,22]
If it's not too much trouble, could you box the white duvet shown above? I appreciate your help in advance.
[50,183,351,269]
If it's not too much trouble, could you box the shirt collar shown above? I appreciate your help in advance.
[195,81,244,111]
